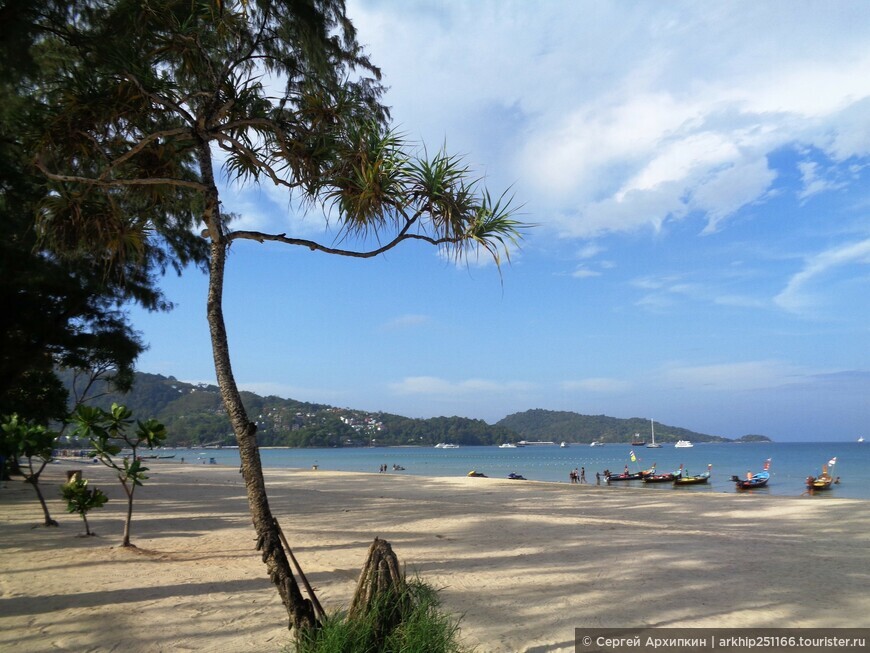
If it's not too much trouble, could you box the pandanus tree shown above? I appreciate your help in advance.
[31,0,525,634]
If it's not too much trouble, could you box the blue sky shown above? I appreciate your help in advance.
[130,1,870,442]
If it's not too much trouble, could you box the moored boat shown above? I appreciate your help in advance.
[732,459,771,490]
[498,443,517,448]
[806,457,837,491]
[675,440,693,448]
[673,464,712,485]
[643,469,681,483]
[603,469,644,482]
[646,419,662,448]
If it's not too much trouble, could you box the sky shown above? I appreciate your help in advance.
[129,1,870,442]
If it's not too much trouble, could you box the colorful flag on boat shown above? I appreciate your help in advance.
[828,457,837,466]
[629,450,637,462]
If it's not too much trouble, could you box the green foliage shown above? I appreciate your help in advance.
[736,434,773,443]
[293,579,470,653]
[71,402,166,545]
[1,414,57,462]
[62,478,109,514]
[0,1,207,426]
[61,477,108,535]
[496,409,739,443]
[1,413,61,525]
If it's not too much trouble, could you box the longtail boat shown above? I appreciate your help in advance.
[673,464,712,486]
[604,470,644,482]
[643,469,681,483]
[732,459,771,490]
[806,458,837,491]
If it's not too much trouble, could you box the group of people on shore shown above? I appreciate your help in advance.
[378,463,405,473]
[569,467,587,483]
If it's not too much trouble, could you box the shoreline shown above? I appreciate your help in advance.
[58,453,868,502]
[2,460,869,652]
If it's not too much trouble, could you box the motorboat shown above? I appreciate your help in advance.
[674,440,693,448]
[498,443,517,448]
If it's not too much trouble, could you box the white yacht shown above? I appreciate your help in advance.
[674,440,693,448]
[646,419,662,449]
[498,443,517,448]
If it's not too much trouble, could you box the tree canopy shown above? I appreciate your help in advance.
[26,0,526,635]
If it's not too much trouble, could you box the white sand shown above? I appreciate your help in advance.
[1,460,868,652]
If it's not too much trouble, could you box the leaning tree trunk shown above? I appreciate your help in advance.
[201,159,316,632]
[27,474,58,527]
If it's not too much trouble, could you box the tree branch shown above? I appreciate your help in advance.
[106,127,194,171]
[34,158,208,192]
[228,214,467,259]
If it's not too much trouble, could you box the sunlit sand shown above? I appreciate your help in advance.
[1,461,868,652]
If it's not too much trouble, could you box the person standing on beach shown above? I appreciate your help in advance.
[580,467,586,483]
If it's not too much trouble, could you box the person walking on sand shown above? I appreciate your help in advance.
[580,466,586,483]
[570,468,578,483]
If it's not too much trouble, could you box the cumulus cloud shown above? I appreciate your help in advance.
[349,1,870,241]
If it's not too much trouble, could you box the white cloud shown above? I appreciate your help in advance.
[577,243,604,259]
[659,360,808,392]
[389,376,534,397]
[775,238,870,313]
[572,267,600,279]
[378,314,431,331]
[561,378,631,393]
[349,1,870,241]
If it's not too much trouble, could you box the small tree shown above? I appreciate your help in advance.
[61,476,108,536]
[0,414,60,526]
[72,403,167,547]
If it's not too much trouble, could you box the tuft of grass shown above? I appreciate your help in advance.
[290,578,472,653]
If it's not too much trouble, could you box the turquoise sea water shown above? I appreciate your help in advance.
[180,441,870,500]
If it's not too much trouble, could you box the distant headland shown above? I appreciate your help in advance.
[65,371,772,448]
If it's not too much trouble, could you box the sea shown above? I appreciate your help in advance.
[177,441,870,500]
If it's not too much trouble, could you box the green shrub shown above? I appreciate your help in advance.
[291,578,471,653]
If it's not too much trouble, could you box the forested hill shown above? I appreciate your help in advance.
[495,409,768,444]
[69,372,517,448]
[68,372,769,446]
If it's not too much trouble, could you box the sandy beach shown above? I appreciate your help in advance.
[1,460,869,652]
